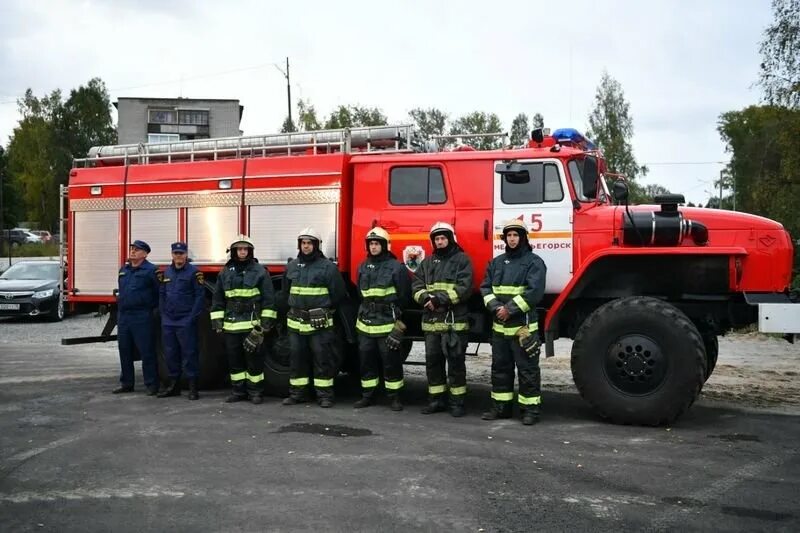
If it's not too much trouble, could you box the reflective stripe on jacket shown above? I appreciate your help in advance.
[480,250,546,336]
[411,248,473,332]
[210,259,276,332]
[356,254,410,337]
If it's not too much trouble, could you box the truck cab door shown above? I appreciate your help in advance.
[493,159,573,293]
[378,164,454,271]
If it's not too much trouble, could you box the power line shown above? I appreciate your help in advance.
[643,161,727,166]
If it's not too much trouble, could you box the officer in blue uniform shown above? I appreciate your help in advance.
[113,239,160,395]
[157,242,206,400]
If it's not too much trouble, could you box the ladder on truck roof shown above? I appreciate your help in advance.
[73,124,416,167]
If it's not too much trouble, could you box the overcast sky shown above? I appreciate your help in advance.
[0,0,772,204]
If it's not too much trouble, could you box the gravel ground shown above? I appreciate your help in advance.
[1,312,798,414]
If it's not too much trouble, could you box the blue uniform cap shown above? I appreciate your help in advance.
[130,239,151,253]
[171,241,188,253]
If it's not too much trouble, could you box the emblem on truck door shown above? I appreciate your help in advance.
[402,246,424,272]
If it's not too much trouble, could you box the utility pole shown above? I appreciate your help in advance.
[274,57,293,129]
[286,57,292,128]
[719,169,724,210]
[732,168,736,211]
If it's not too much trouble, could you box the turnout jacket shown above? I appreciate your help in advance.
[355,253,411,337]
[411,247,473,332]
[284,253,348,334]
[480,249,546,336]
[210,258,276,333]
[159,262,205,327]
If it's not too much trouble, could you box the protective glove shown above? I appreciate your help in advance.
[515,325,541,358]
[385,320,407,351]
[243,323,265,354]
[308,308,328,329]
[211,319,223,334]
[260,318,274,334]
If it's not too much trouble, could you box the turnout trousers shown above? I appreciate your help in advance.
[224,332,265,399]
[424,331,468,401]
[357,334,404,396]
[490,333,541,408]
[288,329,338,401]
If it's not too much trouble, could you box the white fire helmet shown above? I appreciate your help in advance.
[229,234,254,249]
[297,227,322,243]
[365,226,391,249]
[429,221,457,242]
[502,219,528,237]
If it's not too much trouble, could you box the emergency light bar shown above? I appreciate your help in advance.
[550,128,597,151]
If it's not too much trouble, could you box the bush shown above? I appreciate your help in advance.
[0,242,60,257]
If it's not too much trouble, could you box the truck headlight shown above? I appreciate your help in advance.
[33,289,54,299]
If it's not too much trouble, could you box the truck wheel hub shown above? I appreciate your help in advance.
[605,334,666,395]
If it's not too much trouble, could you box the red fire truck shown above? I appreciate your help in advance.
[61,125,798,425]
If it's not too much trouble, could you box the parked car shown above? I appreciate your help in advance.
[12,228,42,244]
[0,260,64,321]
[30,230,53,243]
[2,229,36,247]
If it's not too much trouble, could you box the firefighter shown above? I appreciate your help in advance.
[353,227,411,411]
[411,222,474,417]
[157,242,205,400]
[113,239,160,395]
[210,235,276,405]
[282,227,348,408]
[480,219,547,425]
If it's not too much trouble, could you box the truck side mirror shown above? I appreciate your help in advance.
[495,162,530,184]
[612,180,629,204]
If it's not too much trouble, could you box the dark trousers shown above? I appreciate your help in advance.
[424,332,468,399]
[224,332,264,398]
[288,329,338,400]
[162,322,199,380]
[490,334,541,407]
[357,334,404,395]
[118,316,158,390]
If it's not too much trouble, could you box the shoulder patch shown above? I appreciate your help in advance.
[195,271,205,285]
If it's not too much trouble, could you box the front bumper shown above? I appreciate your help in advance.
[0,296,59,317]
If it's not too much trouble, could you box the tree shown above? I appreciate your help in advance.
[509,113,529,146]
[408,107,448,140]
[449,111,504,150]
[0,146,23,230]
[297,99,321,131]
[6,78,115,231]
[758,0,800,108]
[324,105,387,129]
[532,113,544,129]
[640,183,671,204]
[280,117,297,133]
[586,71,648,202]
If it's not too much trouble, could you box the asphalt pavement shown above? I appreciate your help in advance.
[0,341,798,532]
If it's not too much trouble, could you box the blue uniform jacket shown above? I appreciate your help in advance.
[117,259,159,323]
[159,262,206,327]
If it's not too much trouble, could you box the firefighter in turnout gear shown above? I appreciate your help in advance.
[480,219,547,425]
[282,227,348,408]
[354,227,411,411]
[412,222,474,417]
[157,242,205,400]
[210,235,276,404]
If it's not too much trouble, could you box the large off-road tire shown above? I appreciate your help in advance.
[570,296,706,426]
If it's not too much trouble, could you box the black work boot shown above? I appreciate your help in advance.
[421,395,447,415]
[157,379,181,398]
[112,386,134,394]
[449,396,466,418]
[282,393,309,406]
[251,395,263,405]
[481,402,512,421]
[388,393,403,412]
[521,406,541,426]
[353,391,375,409]
[187,380,199,401]
[224,393,247,403]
